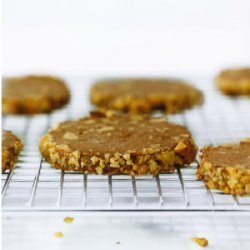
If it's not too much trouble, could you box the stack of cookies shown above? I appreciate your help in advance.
[2,69,250,196]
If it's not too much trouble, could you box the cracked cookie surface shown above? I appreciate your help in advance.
[39,111,197,175]
[216,68,250,96]
[2,75,70,114]
[2,130,23,172]
[90,78,203,114]
[197,138,250,195]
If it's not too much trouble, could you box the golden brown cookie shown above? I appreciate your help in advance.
[90,78,203,114]
[197,138,250,195]
[39,111,197,175]
[2,130,23,172]
[216,68,250,96]
[2,75,70,114]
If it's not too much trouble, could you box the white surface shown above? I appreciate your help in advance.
[3,212,250,250]
[3,0,250,76]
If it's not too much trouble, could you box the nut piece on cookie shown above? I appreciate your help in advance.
[197,138,250,195]
[216,67,250,96]
[2,75,70,114]
[90,78,203,114]
[2,130,23,172]
[39,111,197,175]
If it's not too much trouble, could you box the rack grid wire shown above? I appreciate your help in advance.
[2,77,250,211]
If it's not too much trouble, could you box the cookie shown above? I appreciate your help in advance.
[39,111,197,175]
[2,130,23,172]
[216,68,250,96]
[197,138,250,195]
[90,78,203,114]
[2,75,70,114]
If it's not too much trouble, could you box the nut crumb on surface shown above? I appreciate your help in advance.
[54,231,64,238]
[63,216,74,224]
[191,237,208,247]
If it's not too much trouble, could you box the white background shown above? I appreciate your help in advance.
[2,0,250,77]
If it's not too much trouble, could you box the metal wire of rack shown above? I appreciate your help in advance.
[2,77,250,211]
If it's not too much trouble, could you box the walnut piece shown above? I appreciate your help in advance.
[97,126,114,133]
[174,141,188,153]
[54,231,64,238]
[191,237,208,247]
[63,217,74,224]
[63,132,78,140]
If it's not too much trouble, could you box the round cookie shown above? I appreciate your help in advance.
[2,75,70,114]
[90,78,203,114]
[2,130,23,172]
[39,111,197,175]
[197,138,250,195]
[216,68,250,96]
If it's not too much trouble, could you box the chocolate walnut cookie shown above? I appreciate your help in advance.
[2,75,70,114]
[216,68,250,96]
[90,78,203,114]
[197,138,250,195]
[2,130,23,172]
[39,111,197,175]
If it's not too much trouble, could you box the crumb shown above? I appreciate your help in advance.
[54,231,64,238]
[191,237,208,247]
[63,216,74,224]
[116,241,120,245]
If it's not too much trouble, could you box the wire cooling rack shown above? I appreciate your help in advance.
[2,77,250,211]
